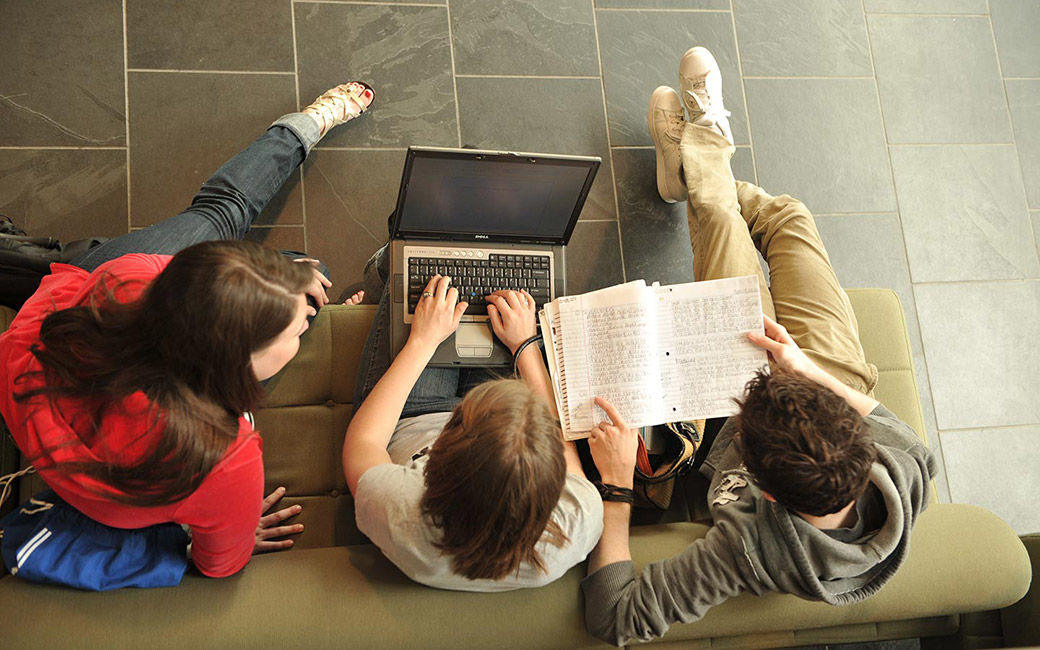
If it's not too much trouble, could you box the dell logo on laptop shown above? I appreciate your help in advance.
[474,234,489,239]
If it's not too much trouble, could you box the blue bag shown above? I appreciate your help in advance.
[0,484,190,591]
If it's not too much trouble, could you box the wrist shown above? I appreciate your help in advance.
[509,332,540,356]
[511,334,543,375]
[515,341,541,364]
[403,336,439,359]
[593,481,636,503]
[598,474,634,490]
[800,361,829,385]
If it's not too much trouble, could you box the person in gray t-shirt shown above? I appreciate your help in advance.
[579,48,936,645]
[342,254,603,592]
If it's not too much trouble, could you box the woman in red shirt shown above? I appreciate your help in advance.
[0,81,374,579]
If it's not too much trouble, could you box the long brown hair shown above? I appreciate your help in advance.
[14,240,312,507]
[421,379,569,581]
[735,370,876,516]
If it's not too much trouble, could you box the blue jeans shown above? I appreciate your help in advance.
[70,113,326,279]
[353,245,502,418]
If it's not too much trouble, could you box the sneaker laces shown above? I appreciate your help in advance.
[665,110,685,139]
[685,85,731,126]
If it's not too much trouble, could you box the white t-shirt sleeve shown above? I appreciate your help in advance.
[533,474,604,583]
[354,463,424,556]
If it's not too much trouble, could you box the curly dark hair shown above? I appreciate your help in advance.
[735,369,876,516]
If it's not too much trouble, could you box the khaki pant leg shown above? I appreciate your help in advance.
[734,181,878,395]
[680,124,775,320]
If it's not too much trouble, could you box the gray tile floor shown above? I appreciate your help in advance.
[2,0,1038,563]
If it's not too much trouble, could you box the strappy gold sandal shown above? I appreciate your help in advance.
[304,81,375,141]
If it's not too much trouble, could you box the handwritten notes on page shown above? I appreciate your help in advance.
[541,276,767,440]
[653,276,767,422]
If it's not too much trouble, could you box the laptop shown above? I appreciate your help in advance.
[388,146,601,366]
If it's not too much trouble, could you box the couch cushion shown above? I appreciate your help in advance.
[0,503,1027,650]
[255,305,375,549]
[0,306,15,332]
[262,304,375,408]
[846,289,927,444]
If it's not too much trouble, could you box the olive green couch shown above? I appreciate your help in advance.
[0,290,1031,649]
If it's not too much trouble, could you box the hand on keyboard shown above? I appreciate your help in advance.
[408,274,467,352]
[407,253,551,315]
[486,289,537,355]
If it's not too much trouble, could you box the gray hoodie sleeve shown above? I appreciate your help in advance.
[866,404,938,479]
[581,523,758,646]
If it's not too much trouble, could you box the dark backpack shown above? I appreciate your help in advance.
[0,216,109,310]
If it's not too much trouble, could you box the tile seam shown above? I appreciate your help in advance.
[729,0,758,184]
[292,1,444,6]
[444,0,463,147]
[595,7,731,13]
[0,146,128,150]
[912,278,1040,285]
[863,0,949,501]
[887,142,1017,146]
[313,146,409,151]
[987,0,1038,254]
[290,0,308,253]
[455,74,602,80]
[863,12,991,17]
[938,423,1040,433]
[122,0,132,232]
[126,68,296,75]
[590,0,626,282]
[742,75,876,80]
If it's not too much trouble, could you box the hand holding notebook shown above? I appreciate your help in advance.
[538,275,768,440]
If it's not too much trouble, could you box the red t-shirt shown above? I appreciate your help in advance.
[0,255,263,578]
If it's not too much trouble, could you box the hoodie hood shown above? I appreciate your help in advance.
[759,444,928,603]
[705,407,935,605]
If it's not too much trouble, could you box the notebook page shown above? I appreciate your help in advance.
[538,306,568,432]
[654,275,767,420]
[556,281,662,436]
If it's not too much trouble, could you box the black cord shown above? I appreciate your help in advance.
[593,481,636,504]
[512,334,544,375]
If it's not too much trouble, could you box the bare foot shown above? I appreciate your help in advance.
[343,289,365,306]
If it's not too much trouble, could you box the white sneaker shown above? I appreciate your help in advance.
[647,86,687,203]
[679,46,733,145]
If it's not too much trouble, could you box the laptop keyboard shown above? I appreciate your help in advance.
[408,253,552,315]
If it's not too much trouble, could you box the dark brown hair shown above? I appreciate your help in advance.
[14,240,312,507]
[735,370,876,516]
[421,379,569,581]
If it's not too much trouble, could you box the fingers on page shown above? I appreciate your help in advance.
[594,397,624,426]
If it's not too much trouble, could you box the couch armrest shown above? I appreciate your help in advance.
[1001,534,1040,647]
[845,289,927,445]
[626,503,1030,645]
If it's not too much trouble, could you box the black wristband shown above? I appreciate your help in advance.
[512,334,543,375]
[593,481,636,504]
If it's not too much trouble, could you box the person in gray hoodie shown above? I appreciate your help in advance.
[579,47,938,646]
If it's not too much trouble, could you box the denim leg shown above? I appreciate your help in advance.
[353,244,463,417]
[457,367,506,397]
[70,114,321,272]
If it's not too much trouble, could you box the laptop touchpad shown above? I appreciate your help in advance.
[455,323,494,358]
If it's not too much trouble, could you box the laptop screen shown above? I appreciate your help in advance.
[391,147,600,245]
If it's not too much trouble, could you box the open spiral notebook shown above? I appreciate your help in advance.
[538,275,768,440]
